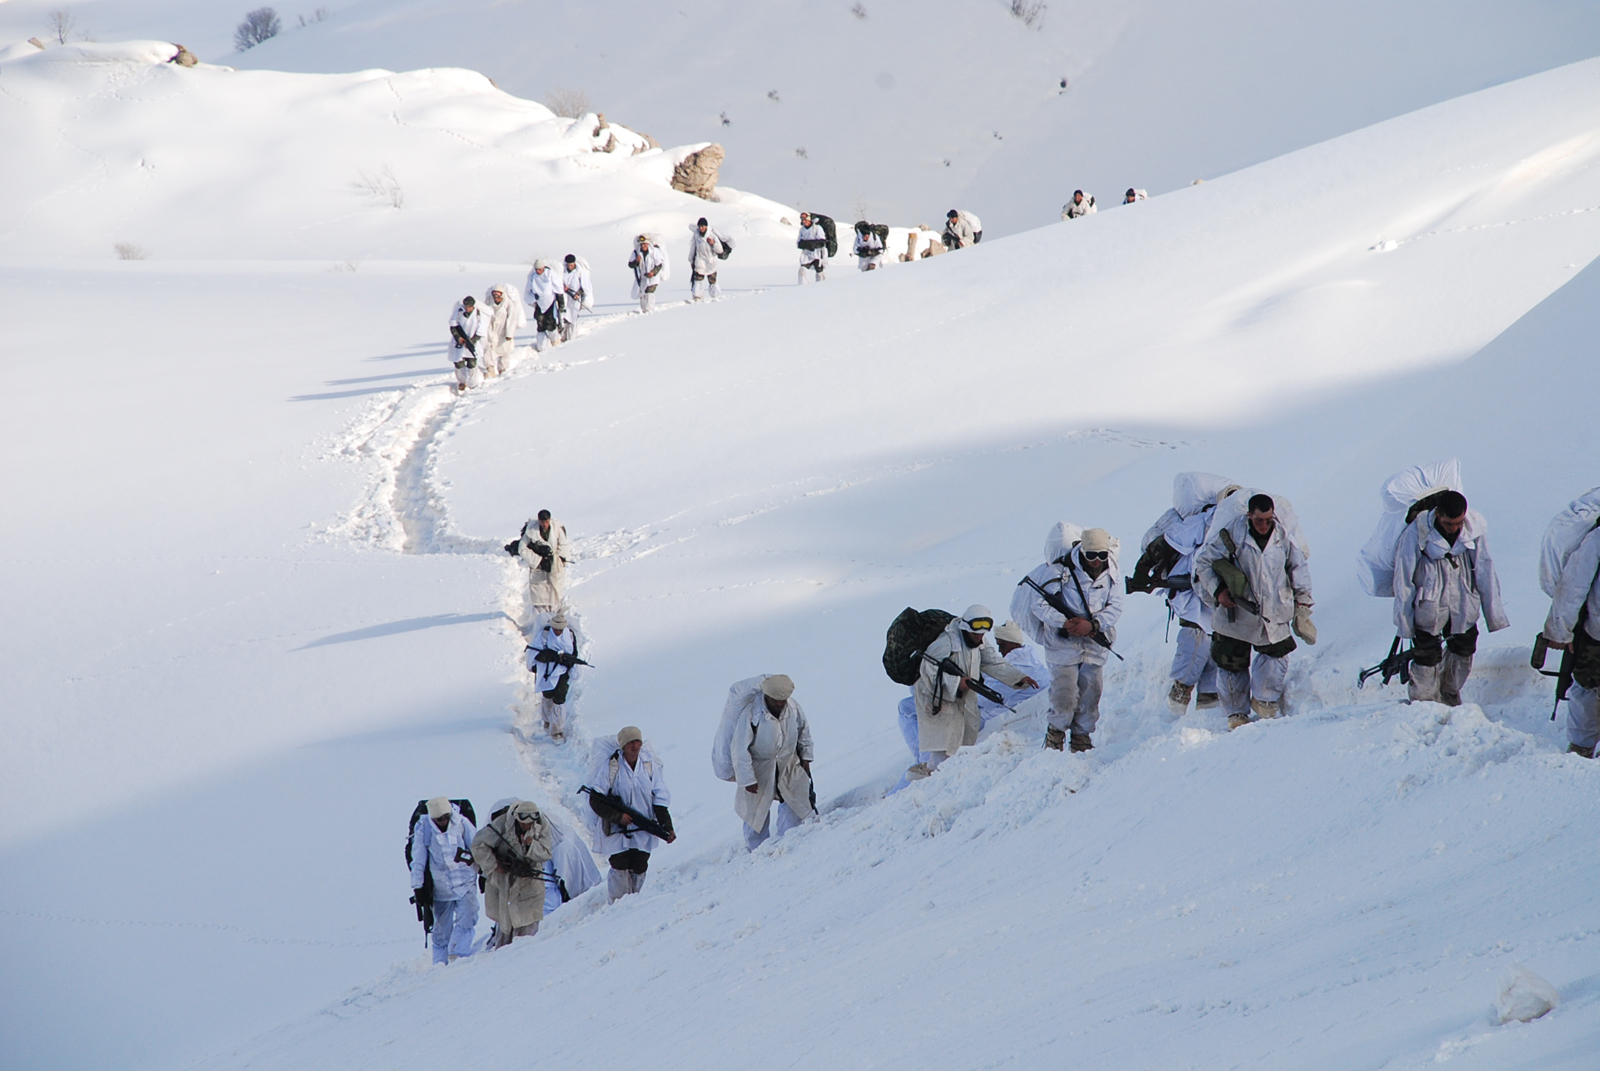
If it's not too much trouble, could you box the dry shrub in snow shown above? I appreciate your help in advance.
[1009,0,1046,28]
[114,242,147,260]
[234,7,281,51]
[46,9,76,44]
[352,165,403,209]
[545,88,591,119]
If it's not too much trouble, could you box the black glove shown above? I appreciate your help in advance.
[504,540,520,556]
[411,884,432,908]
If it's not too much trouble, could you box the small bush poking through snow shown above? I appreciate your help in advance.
[234,7,281,51]
[545,87,591,119]
[1008,0,1047,28]
[113,242,147,260]
[46,9,76,44]
[352,165,403,209]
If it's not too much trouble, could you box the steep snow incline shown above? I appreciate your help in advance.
[199,698,1600,1071]
[0,40,796,267]
[185,0,1600,236]
[171,55,1600,1071]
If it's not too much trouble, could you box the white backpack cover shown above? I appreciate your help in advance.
[1172,472,1236,520]
[711,676,767,782]
[1540,487,1600,597]
[1355,461,1462,598]
[1010,521,1092,645]
[1206,488,1308,558]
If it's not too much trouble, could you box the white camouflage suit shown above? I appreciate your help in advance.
[730,690,815,850]
[1543,525,1600,751]
[1024,545,1124,739]
[1392,508,1508,705]
[629,242,666,311]
[408,804,479,964]
[688,226,728,300]
[447,300,484,391]
[481,284,525,376]
[524,265,564,352]
[517,518,570,613]
[1194,512,1313,718]
[471,801,554,945]
[584,740,672,901]
[854,227,886,270]
[913,618,1030,771]
[525,622,578,739]
[797,220,828,283]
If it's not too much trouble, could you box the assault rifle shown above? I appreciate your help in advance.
[578,786,675,841]
[923,653,1014,712]
[1358,636,1415,688]
[529,647,593,670]
[449,323,477,356]
[1530,633,1576,721]
[1021,574,1123,661]
[1211,531,1261,621]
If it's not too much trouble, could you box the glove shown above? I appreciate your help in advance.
[504,540,520,556]
[411,885,432,908]
[1293,605,1317,645]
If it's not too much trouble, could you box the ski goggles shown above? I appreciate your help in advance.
[1081,550,1110,561]
[964,616,994,632]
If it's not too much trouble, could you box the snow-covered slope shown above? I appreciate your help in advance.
[4,28,1600,1071]
[12,0,1596,237]
[0,39,795,266]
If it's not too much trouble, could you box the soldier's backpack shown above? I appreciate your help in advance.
[717,234,734,260]
[712,675,768,781]
[883,608,955,686]
[405,798,476,936]
[1540,487,1600,597]
[1355,460,1461,597]
[810,213,838,257]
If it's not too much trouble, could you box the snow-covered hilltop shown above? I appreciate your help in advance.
[0,39,794,262]
[2,14,1600,1071]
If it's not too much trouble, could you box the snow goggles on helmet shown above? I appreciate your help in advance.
[1081,550,1110,561]
[964,616,994,632]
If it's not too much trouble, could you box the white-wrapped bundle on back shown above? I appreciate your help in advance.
[1011,521,1083,645]
[1205,488,1308,556]
[711,675,767,782]
[1355,460,1462,597]
[1540,486,1600,596]
[1172,472,1235,519]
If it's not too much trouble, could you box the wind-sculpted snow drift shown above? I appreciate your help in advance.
[4,31,1600,1071]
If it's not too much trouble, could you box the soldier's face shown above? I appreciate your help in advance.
[1249,510,1275,536]
[622,740,643,764]
[1436,512,1466,540]
[763,695,785,715]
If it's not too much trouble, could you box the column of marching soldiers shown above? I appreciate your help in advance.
[438,196,1143,395]
[405,467,1600,964]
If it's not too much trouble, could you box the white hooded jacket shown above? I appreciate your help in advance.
[409,807,479,901]
[1024,545,1125,667]
[525,266,562,317]
[585,740,672,857]
[689,228,728,274]
[914,618,1030,754]
[1392,509,1509,639]
[629,243,667,297]
[731,692,815,829]
[448,302,482,357]
[1195,514,1313,646]
[797,222,828,265]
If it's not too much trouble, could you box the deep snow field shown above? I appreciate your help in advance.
[3,7,1600,1071]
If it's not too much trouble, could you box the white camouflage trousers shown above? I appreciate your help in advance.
[429,893,478,964]
[1216,655,1288,717]
[607,867,647,902]
[638,284,658,312]
[798,259,826,283]
[1171,625,1218,692]
[742,801,803,851]
[1567,682,1600,750]
[1047,662,1104,736]
[540,695,568,738]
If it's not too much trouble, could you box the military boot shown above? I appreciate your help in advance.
[1568,743,1595,759]
[1044,726,1066,751]
[1069,731,1094,753]
[1227,713,1251,731]
[1250,698,1281,720]
[1166,681,1194,716]
[1195,692,1220,710]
